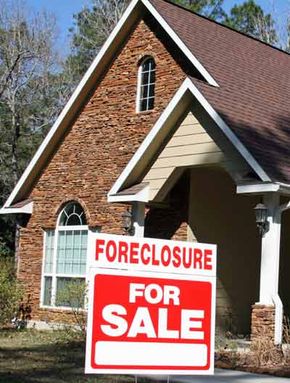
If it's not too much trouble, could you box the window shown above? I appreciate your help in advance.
[41,202,88,308]
[137,57,156,112]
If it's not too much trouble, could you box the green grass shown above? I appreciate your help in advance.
[0,329,142,383]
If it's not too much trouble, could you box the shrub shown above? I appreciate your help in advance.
[55,279,87,340]
[0,258,23,327]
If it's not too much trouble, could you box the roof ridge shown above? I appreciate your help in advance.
[153,0,290,58]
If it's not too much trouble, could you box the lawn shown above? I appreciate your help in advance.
[2,328,290,381]
[0,329,144,383]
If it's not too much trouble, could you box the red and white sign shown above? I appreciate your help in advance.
[89,233,216,277]
[85,234,216,375]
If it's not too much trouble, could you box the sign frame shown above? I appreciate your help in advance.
[85,233,216,375]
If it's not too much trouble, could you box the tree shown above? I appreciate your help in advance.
[0,1,71,256]
[66,0,130,83]
[284,17,290,52]
[0,3,61,187]
[224,0,278,45]
[0,258,23,326]
[65,0,227,85]
[173,0,226,21]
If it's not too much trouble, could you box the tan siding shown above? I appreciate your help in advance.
[174,123,205,136]
[144,167,173,180]
[153,152,226,168]
[167,133,213,147]
[144,111,233,200]
[143,111,251,200]
[159,142,222,158]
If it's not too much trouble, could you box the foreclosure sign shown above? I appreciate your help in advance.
[85,234,216,375]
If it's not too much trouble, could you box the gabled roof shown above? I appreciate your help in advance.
[108,78,270,202]
[2,0,290,213]
[150,0,290,184]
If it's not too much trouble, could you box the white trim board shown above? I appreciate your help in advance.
[0,201,33,215]
[108,185,150,203]
[108,77,270,199]
[3,0,218,210]
[237,183,290,195]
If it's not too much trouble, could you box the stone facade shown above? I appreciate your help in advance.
[17,16,189,322]
[251,304,275,343]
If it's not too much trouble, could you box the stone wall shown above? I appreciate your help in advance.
[145,172,189,241]
[17,16,188,322]
[251,304,275,343]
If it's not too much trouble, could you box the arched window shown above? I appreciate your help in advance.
[59,202,87,226]
[42,202,88,308]
[137,57,156,112]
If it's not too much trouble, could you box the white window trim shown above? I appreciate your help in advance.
[40,207,89,310]
[136,57,155,113]
[136,63,142,113]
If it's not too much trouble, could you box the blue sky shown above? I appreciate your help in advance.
[26,0,289,53]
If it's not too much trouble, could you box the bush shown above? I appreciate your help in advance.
[0,237,13,258]
[0,258,23,327]
[55,279,87,340]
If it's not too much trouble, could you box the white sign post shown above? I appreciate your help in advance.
[85,233,216,375]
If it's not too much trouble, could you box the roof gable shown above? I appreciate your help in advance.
[108,77,270,201]
[2,0,219,211]
[143,111,252,202]
[150,0,290,184]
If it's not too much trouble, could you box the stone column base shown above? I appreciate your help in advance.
[251,304,275,343]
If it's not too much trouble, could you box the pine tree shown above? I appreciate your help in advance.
[173,0,226,21]
[224,0,277,45]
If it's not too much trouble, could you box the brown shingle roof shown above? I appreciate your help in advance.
[150,0,290,184]
[114,182,148,195]
[10,198,32,208]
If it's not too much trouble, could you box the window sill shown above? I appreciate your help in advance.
[136,108,155,115]
[40,305,87,313]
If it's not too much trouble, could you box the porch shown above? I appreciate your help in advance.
[108,99,290,343]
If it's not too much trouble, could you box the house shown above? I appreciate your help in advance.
[1,0,290,344]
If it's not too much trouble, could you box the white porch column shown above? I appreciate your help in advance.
[254,193,283,345]
[259,193,281,304]
[131,202,145,238]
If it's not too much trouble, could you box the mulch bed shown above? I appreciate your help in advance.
[215,349,290,378]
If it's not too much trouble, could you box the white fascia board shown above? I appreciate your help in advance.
[108,185,149,203]
[0,201,33,215]
[237,183,280,194]
[237,183,290,196]
[4,0,218,210]
[109,77,270,197]
[141,0,218,87]
[276,181,290,189]
[280,200,290,212]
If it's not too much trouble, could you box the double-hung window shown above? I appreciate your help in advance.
[42,202,88,308]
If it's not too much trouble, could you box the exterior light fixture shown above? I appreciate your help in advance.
[254,203,269,236]
[121,207,133,235]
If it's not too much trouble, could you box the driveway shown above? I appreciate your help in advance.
[143,369,289,382]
